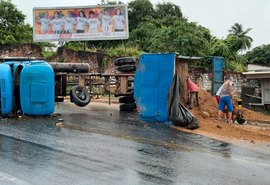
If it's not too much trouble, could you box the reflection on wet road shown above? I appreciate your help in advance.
[0,102,270,185]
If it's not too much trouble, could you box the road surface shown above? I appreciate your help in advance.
[0,102,270,185]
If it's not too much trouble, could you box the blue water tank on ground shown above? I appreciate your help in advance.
[20,61,55,115]
[0,63,13,116]
[134,53,175,122]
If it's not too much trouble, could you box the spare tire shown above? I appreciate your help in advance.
[119,96,135,103]
[114,57,136,66]
[119,103,137,111]
[116,65,136,72]
[70,85,91,107]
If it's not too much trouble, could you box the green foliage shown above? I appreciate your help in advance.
[228,23,253,51]
[41,50,57,59]
[245,44,270,64]
[101,56,109,70]
[65,42,84,51]
[106,45,144,58]
[226,60,247,72]
[0,0,33,45]
[128,0,155,31]
[146,20,211,56]
[154,2,183,19]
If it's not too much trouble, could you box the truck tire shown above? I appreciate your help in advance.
[119,103,137,111]
[116,65,136,72]
[114,57,136,66]
[119,96,135,104]
[237,117,245,125]
[70,85,91,107]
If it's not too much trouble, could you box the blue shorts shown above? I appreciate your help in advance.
[218,96,234,112]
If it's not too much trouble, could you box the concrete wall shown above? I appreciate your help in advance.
[189,67,244,99]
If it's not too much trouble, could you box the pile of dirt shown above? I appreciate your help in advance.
[174,89,270,143]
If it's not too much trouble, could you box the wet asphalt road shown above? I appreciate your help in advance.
[0,102,270,185]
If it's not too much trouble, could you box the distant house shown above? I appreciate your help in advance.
[243,64,270,108]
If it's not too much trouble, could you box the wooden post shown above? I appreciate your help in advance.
[120,77,127,94]
[79,76,85,86]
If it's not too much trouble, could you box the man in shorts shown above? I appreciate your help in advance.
[218,77,234,125]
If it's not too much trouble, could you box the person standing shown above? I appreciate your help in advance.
[38,12,50,34]
[86,10,100,33]
[51,11,64,34]
[217,77,234,125]
[76,10,87,33]
[64,11,76,34]
[100,8,112,33]
[187,77,200,109]
[112,8,125,32]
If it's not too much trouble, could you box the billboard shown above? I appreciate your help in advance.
[33,4,128,42]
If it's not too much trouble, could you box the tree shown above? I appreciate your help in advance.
[245,44,270,64]
[128,0,154,31]
[147,20,211,56]
[228,23,253,51]
[154,2,183,19]
[0,0,33,45]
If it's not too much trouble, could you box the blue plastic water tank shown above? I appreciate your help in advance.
[0,63,13,116]
[20,61,55,115]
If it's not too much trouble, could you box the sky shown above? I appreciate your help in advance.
[11,0,270,50]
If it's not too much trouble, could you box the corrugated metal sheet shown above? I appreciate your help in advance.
[134,53,175,122]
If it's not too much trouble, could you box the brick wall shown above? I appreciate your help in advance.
[189,66,245,98]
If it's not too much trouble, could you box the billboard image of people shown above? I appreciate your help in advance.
[33,4,128,42]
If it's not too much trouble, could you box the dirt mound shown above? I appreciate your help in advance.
[175,89,270,143]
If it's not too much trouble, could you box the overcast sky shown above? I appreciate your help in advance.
[11,0,270,50]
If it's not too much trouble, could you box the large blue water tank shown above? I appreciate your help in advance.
[20,61,55,115]
[0,63,13,116]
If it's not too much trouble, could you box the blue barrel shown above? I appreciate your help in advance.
[20,61,55,115]
[0,64,13,116]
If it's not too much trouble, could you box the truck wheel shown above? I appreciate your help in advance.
[116,65,136,72]
[114,57,136,66]
[70,85,91,107]
[237,117,245,124]
[119,96,135,104]
[119,103,137,111]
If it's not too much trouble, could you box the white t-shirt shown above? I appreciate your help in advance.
[87,18,100,33]
[76,17,86,31]
[102,15,112,32]
[112,15,125,30]
[40,18,50,32]
[64,17,76,33]
[51,18,63,32]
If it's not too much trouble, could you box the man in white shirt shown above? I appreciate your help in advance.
[51,11,64,34]
[64,11,76,34]
[38,12,50,34]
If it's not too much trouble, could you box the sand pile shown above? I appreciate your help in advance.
[175,89,270,143]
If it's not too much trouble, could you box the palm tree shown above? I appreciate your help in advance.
[228,23,253,51]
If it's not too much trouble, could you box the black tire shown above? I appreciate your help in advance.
[237,117,245,124]
[128,77,134,82]
[116,65,136,72]
[119,96,135,103]
[119,103,137,111]
[127,87,134,93]
[114,57,136,66]
[70,85,91,107]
